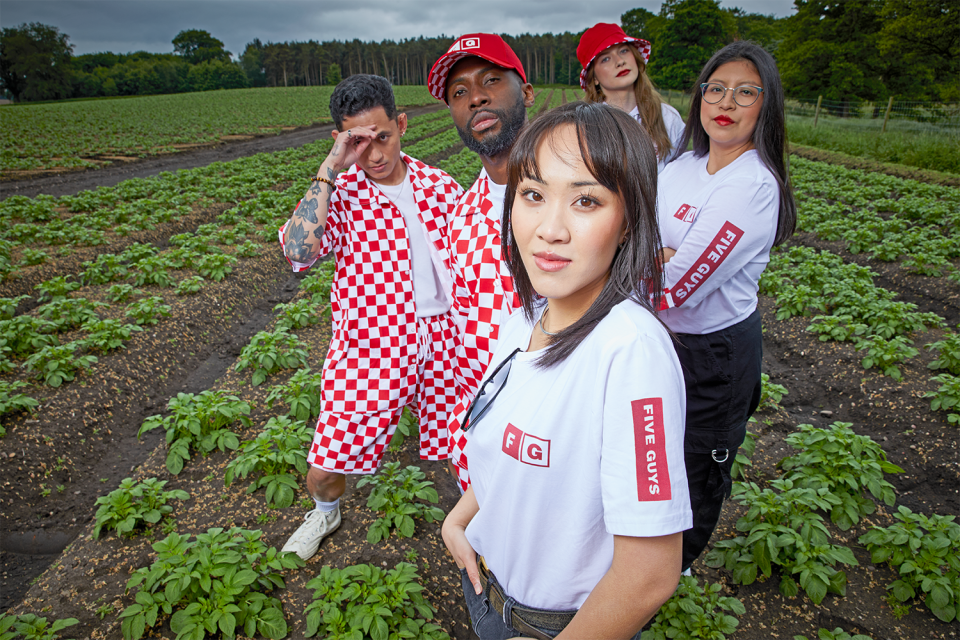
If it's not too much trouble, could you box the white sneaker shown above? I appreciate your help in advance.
[281,508,341,561]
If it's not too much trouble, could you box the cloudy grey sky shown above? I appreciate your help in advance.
[1,0,796,59]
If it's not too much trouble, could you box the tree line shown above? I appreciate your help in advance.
[1,0,955,105]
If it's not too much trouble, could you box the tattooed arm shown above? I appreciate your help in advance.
[281,124,378,265]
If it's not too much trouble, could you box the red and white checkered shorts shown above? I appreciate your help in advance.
[307,312,459,474]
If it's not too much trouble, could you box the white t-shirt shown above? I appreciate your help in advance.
[484,172,507,221]
[657,149,778,334]
[463,300,691,610]
[627,103,686,173]
[376,175,453,318]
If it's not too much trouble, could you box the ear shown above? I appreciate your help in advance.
[397,112,408,136]
[521,83,535,108]
[331,129,340,140]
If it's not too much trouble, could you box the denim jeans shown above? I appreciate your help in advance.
[460,568,645,639]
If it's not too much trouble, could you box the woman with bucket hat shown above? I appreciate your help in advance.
[577,22,685,173]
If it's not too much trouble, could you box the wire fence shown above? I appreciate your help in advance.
[658,89,960,138]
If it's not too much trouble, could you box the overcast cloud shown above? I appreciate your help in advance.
[1,0,796,59]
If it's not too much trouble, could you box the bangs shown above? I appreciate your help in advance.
[501,101,663,368]
[507,104,629,201]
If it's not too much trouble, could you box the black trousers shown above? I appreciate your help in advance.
[673,310,763,571]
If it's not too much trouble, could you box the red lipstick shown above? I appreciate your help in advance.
[714,115,734,125]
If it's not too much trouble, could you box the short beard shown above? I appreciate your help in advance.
[455,97,527,158]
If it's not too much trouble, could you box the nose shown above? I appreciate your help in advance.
[536,202,571,244]
[718,88,737,109]
[366,144,383,163]
[467,83,490,109]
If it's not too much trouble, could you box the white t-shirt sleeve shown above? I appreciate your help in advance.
[662,177,777,310]
[599,326,690,537]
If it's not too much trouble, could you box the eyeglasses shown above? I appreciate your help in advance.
[462,348,521,433]
[700,82,764,107]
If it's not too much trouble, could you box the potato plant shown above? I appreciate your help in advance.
[303,563,448,640]
[119,527,302,640]
[0,380,38,417]
[224,416,311,509]
[234,328,309,386]
[780,422,902,530]
[859,506,960,623]
[356,462,445,544]
[264,367,323,423]
[22,342,97,387]
[92,477,189,539]
[646,576,746,640]
[138,390,251,475]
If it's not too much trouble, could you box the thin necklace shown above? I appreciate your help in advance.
[539,306,559,337]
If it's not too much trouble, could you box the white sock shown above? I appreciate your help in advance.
[313,497,340,513]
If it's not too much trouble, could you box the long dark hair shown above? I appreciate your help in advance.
[681,41,796,246]
[503,101,662,368]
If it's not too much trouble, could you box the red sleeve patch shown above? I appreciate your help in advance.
[632,398,672,501]
[671,221,744,306]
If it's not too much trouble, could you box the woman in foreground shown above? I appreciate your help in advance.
[442,101,691,639]
[656,41,796,573]
[577,22,685,172]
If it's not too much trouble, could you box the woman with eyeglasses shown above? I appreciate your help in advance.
[442,101,691,639]
[576,22,685,173]
[656,41,796,574]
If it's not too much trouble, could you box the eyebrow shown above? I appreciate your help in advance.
[520,177,600,188]
[448,66,505,86]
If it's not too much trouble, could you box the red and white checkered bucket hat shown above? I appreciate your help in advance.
[576,23,651,91]
[428,33,527,103]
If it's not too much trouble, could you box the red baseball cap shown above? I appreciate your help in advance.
[576,23,651,91]
[428,33,527,103]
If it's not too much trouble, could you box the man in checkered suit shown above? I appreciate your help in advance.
[278,74,464,560]
[427,35,535,491]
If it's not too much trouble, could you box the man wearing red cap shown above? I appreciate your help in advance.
[427,34,534,491]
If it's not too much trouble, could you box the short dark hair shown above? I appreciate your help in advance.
[329,74,397,130]
[681,41,796,246]
[503,101,663,368]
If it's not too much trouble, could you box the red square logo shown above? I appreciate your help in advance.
[674,204,697,223]
[502,424,550,468]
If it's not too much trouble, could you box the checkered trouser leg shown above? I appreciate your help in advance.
[307,313,460,474]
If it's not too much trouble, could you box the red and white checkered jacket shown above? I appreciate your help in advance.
[279,154,464,464]
[448,172,520,489]
[450,172,520,403]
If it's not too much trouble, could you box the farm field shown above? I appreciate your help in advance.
[0,98,958,640]
[0,86,435,177]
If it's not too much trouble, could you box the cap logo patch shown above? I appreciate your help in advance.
[448,37,480,53]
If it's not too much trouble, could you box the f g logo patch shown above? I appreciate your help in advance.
[674,204,697,223]
[502,424,550,467]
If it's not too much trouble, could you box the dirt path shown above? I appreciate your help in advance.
[0,104,445,201]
